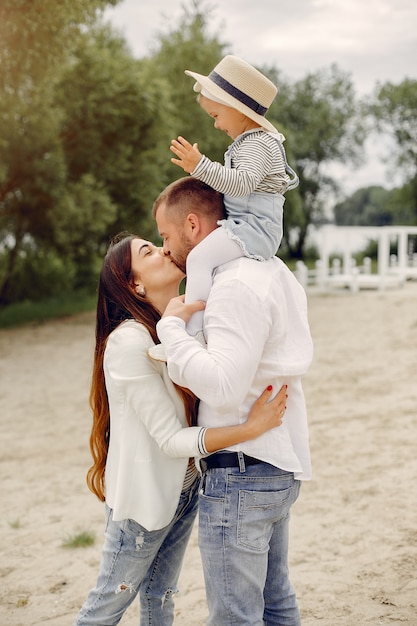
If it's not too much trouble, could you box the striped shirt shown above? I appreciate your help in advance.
[182,458,199,491]
[182,427,208,491]
[192,129,296,197]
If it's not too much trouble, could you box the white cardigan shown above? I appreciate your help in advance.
[103,319,204,531]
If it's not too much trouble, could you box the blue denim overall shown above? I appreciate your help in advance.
[218,133,298,260]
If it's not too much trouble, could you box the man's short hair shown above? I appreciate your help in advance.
[152,177,225,224]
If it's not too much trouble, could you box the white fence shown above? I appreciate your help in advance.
[294,225,417,292]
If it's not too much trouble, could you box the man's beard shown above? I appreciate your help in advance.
[171,231,193,273]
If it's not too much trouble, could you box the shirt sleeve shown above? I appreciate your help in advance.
[192,134,275,197]
[157,279,286,411]
[105,323,205,457]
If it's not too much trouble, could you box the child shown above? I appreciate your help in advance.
[170,54,299,336]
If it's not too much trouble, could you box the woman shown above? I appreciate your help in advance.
[74,233,287,626]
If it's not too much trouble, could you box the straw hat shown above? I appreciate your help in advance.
[185,55,279,134]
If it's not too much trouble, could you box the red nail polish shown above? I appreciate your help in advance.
[267,385,273,391]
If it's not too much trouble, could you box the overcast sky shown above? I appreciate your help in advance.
[104,0,417,195]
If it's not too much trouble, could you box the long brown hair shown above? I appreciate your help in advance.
[87,233,198,501]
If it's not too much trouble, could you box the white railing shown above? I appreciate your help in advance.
[294,254,417,292]
[295,225,417,291]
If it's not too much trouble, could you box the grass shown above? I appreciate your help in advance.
[62,530,95,549]
[0,291,97,328]
[8,518,22,529]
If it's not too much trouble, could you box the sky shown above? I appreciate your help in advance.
[103,0,417,196]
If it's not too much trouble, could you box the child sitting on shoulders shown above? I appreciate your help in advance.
[170,54,298,336]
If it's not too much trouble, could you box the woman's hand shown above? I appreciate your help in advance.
[162,295,205,324]
[170,136,202,173]
[245,384,287,438]
[201,384,288,453]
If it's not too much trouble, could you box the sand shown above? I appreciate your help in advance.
[1,282,416,625]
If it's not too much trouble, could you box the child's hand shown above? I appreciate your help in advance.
[170,136,202,173]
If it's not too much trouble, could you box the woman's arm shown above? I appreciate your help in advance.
[107,322,285,459]
[203,384,287,452]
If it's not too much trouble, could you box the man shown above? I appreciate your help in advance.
[153,176,313,626]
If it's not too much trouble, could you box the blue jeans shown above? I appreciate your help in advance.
[73,478,199,626]
[198,460,301,626]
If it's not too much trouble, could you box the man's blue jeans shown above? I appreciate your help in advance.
[73,478,199,626]
[198,458,301,626]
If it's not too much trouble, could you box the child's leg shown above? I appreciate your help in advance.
[185,227,242,336]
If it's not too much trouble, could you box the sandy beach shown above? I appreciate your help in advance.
[1,281,416,625]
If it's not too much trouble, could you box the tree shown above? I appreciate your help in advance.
[372,79,417,178]
[0,0,118,88]
[334,184,416,227]
[370,78,417,222]
[334,186,393,226]
[0,2,176,304]
[148,0,230,181]
[0,0,122,303]
[266,64,366,257]
[0,0,120,304]
[56,26,174,244]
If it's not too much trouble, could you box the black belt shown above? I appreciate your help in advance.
[200,452,263,472]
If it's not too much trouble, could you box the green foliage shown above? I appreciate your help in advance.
[334,186,393,226]
[0,0,415,308]
[56,27,172,238]
[0,2,114,304]
[149,0,230,176]
[0,6,173,305]
[0,244,76,303]
[0,0,118,88]
[371,78,417,178]
[391,178,417,224]
[334,184,417,227]
[268,64,366,257]
[357,238,402,262]
[0,292,97,328]
[369,78,417,223]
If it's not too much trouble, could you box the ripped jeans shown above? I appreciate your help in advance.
[73,478,199,626]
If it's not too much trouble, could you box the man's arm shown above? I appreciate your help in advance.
[157,278,285,412]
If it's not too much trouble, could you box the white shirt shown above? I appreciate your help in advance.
[104,319,205,531]
[157,256,313,480]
